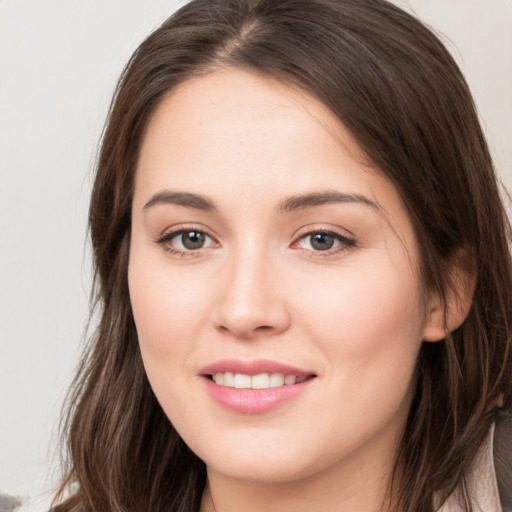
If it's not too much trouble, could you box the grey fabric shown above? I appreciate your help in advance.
[0,494,22,512]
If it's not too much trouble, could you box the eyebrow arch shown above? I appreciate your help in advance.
[143,191,217,212]
[279,191,379,212]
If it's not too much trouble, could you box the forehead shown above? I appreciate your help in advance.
[137,70,376,191]
[134,69,410,235]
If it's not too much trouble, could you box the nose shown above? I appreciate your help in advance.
[213,249,291,340]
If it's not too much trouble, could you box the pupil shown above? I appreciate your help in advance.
[311,233,334,251]
[182,231,205,250]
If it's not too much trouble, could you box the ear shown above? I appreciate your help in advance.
[422,247,477,342]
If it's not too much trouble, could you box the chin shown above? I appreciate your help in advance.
[188,425,344,485]
[205,453,315,484]
[183,427,308,482]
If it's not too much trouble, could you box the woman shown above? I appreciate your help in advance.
[53,0,512,510]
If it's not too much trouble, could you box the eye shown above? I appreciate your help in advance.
[295,230,356,253]
[156,228,217,254]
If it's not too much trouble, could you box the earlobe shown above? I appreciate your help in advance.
[422,248,477,343]
[422,298,447,342]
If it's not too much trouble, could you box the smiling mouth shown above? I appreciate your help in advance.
[208,372,316,389]
[201,362,317,413]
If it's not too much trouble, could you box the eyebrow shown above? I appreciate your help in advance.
[142,190,379,213]
[143,191,217,212]
[279,191,379,212]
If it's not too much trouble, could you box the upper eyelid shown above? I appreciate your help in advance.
[156,224,217,242]
[293,225,355,242]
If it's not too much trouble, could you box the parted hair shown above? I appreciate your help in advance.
[53,1,512,511]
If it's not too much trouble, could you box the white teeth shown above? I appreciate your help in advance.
[269,373,285,387]
[251,373,270,389]
[234,373,251,389]
[224,372,235,387]
[211,372,309,389]
[284,374,296,385]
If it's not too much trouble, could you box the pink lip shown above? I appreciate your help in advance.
[199,359,316,414]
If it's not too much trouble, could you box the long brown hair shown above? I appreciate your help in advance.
[53,1,512,510]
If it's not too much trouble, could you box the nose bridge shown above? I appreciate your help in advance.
[214,239,289,338]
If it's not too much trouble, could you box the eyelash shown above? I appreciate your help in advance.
[155,226,218,257]
[154,226,356,257]
[292,229,356,256]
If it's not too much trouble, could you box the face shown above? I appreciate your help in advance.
[129,69,436,484]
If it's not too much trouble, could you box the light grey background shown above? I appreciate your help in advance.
[1,1,511,510]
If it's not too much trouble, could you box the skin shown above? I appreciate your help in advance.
[128,69,446,512]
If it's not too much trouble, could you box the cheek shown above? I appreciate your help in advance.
[294,253,425,391]
[127,247,213,372]
[287,259,424,459]
[130,275,201,341]
[305,247,423,336]
[128,252,217,432]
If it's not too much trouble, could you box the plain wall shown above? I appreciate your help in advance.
[1,1,511,510]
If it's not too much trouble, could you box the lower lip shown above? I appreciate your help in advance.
[202,377,314,413]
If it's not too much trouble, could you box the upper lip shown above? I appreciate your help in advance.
[199,359,315,377]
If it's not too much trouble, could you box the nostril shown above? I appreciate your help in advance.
[215,322,284,339]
